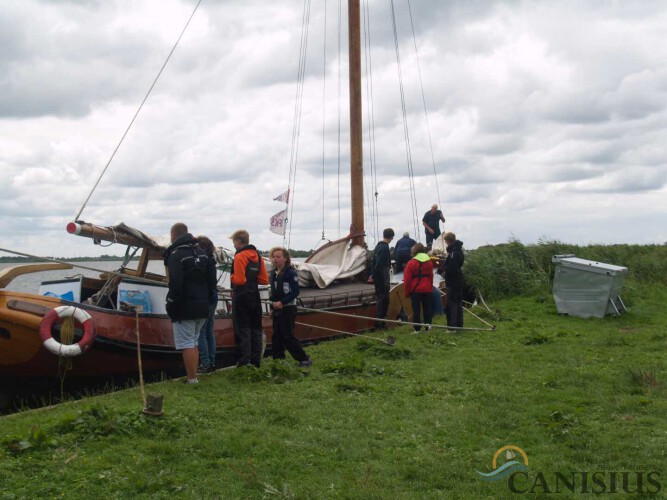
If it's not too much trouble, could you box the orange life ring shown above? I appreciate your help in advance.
[39,305,96,357]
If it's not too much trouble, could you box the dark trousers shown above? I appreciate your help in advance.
[425,229,440,247]
[272,307,308,362]
[374,269,391,329]
[395,251,410,272]
[445,287,464,328]
[232,292,263,367]
[410,292,433,332]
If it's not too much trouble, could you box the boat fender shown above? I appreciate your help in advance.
[39,306,96,357]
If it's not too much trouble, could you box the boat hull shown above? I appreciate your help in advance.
[0,289,378,380]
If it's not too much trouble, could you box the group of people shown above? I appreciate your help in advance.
[164,203,462,383]
[370,204,465,333]
[164,223,310,384]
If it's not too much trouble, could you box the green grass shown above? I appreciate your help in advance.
[1,286,666,498]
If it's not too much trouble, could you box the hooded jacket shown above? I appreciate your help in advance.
[370,240,391,280]
[403,253,434,297]
[230,244,269,294]
[164,233,217,322]
[442,240,464,299]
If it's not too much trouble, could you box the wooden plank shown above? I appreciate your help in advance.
[7,299,51,316]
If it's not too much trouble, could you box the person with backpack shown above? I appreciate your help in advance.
[230,229,269,367]
[164,222,217,384]
[403,242,434,332]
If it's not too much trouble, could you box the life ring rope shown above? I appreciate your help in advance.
[39,305,96,357]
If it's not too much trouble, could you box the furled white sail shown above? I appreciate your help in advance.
[296,238,367,288]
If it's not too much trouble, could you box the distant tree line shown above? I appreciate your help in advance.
[1,250,315,263]
[0,255,136,263]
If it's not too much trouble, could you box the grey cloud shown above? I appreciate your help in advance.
[575,166,667,194]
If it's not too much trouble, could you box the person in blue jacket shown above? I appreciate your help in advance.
[196,235,219,373]
[394,231,416,272]
[269,247,312,367]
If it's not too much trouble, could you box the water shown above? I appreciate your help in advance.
[0,260,235,294]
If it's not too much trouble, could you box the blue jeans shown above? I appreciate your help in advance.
[198,303,217,368]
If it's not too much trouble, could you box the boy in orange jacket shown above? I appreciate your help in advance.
[230,229,269,367]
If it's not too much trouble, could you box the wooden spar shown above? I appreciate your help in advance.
[66,221,165,261]
[348,0,365,248]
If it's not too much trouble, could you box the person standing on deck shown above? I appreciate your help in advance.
[230,229,269,368]
[394,232,416,273]
[196,235,219,374]
[403,242,434,332]
[439,232,465,329]
[370,228,394,330]
[269,247,312,367]
[164,223,217,384]
[422,204,446,250]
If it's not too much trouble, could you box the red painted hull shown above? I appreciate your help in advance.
[0,290,377,380]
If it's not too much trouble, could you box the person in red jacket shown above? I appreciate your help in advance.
[403,242,434,332]
[230,229,269,367]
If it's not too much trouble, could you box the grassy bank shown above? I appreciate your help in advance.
[2,281,666,498]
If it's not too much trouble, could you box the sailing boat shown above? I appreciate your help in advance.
[0,1,430,406]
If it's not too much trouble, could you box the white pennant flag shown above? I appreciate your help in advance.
[273,189,290,203]
[269,209,287,235]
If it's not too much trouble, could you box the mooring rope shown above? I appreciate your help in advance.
[295,321,395,344]
[296,305,496,331]
[132,307,147,408]
[56,316,75,398]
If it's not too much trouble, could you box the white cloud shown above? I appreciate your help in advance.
[1,0,667,260]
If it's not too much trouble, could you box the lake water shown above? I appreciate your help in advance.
[1,260,183,294]
[0,257,309,294]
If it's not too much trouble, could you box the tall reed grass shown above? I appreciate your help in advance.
[464,239,667,300]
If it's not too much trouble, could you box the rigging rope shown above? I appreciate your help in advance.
[74,0,203,221]
[321,0,328,241]
[390,0,420,240]
[337,0,342,237]
[407,0,441,208]
[286,0,312,249]
[362,0,380,245]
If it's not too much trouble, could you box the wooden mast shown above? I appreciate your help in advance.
[348,0,365,247]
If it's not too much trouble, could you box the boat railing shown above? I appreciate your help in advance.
[215,284,375,317]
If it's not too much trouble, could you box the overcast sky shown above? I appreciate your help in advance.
[1,0,666,258]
